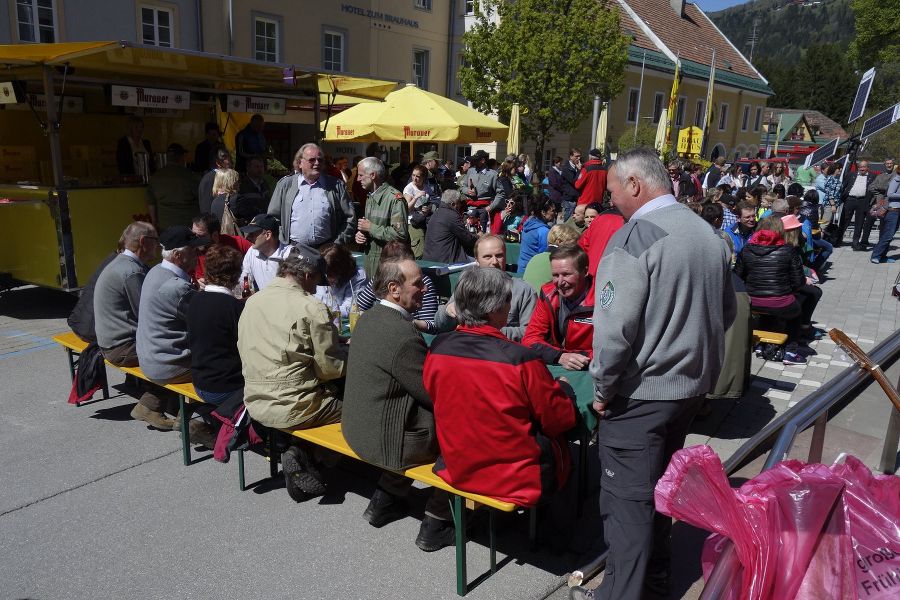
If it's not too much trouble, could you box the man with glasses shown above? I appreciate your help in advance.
[267,143,356,248]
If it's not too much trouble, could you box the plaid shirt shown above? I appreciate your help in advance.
[720,206,738,231]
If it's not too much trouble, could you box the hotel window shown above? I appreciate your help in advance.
[754,106,763,132]
[695,99,705,127]
[675,96,686,128]
[141,5,174,47]
[413,49,430,89]
[741,105,750,131]
[254,17,279,62]
[718,102,729,131]
[626,88,639,123]
[465,0,475,14]
[323,29,345,72]
[16,0,55,42]
[415,0,432,10]
[652,92,664,124]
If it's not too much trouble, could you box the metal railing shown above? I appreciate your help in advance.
[699,329,900,599]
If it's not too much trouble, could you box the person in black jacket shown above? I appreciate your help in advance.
[115,115,155,178]
[558,149,582,220]
[735,216,810,364]
[423,189,478,264]
[68,240,123,343]
[839,160,877,250]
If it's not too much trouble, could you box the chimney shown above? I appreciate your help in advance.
[670,0,686,18]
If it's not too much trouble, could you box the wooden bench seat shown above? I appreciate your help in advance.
[752,330,789,346]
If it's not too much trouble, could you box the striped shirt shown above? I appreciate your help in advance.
[356,274,438,333]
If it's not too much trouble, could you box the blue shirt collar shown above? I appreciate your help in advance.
[160,259,191,282]
[631,193,678,221]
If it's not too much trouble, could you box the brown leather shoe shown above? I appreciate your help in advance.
[185,420,217,448]
[130,403,175,430]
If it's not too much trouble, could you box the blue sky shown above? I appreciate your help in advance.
[695,0,754,12]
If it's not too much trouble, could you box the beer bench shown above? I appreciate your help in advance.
[53,330,522,596]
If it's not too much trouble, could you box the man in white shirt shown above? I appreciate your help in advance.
[240,213,292,293]
[840,160,876,251]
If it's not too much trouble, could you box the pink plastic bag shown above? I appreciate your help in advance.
[655,445,900,600]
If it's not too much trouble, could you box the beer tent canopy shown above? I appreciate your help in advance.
[321,83,508,144]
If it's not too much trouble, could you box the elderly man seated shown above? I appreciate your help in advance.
[433,234,537,341]
[522,245,595,370]
[424,267,576,506]
[342,256,454,552]
[237,244,347,502]
[135,225,209,427]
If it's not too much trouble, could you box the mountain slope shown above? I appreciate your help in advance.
[708,0,855,64]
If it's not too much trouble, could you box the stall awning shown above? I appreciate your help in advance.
[0,41,398,101]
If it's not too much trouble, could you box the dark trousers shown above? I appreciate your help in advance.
[378,471,452,521]
[594,395,704,600]
[101,341,175,414]
[840,196,873,246]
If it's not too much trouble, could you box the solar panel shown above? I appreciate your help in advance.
[861,103,900,140]
[804,138,839,169]
[848,68,876,124]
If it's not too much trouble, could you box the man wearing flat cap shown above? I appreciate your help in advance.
[462,149,498,232]
[239,213,293,292]
[238,244,348,502]
[146,143,200,231]
[419,150,444,205]
[135,225,209,427]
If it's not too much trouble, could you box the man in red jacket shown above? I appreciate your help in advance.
[575,148,607,206]
[424,267,576,506]
[522,245,594,370]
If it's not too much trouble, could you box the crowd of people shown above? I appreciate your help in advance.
[70,131,898,599]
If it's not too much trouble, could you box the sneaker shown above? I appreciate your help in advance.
[415,515,456,552]
[871,258,882,264]
[887,258,897,263]
[282,446,326,502]
[130,403,175,430]
[783,351,807,365]
[568,586,595,600]
[362,487,409,528]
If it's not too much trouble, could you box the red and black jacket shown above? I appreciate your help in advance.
[574,159,607,206]
[521,278,595,365]
[424,325,576,506]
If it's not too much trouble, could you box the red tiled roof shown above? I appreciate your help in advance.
[614,0,762,81]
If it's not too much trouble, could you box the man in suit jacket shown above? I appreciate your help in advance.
[558,148,582,220]
[342,257,455,552]
[840,160,877,250]
[546,156,564,205]
[423,189,478,263]
[267,143,356,247]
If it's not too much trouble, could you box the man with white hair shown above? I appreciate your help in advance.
[267,142,356,247]
[134,225,209,427]
[355,156,409,276]
[579,148,735,600]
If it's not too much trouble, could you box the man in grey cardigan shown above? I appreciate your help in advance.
[135,226,209,427]
[583,148,735,600]
[342,257,454,553]
[433,235,536,341]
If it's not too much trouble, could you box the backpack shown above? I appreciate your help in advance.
[68,343,107,405]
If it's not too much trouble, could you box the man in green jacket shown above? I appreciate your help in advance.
[342,257,454,552]
[355,156,409,277]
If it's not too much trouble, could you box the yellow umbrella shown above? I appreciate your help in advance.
[507,103,521,155]
[595,102,609,155]
[322,83,508,144]
[654,109,668,153]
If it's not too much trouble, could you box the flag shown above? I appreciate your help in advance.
[662,58,682,156]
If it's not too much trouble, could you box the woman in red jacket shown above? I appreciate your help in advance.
[424,267,576,506]
[522,244,594,370]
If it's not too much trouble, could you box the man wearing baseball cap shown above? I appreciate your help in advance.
[419,150,444,204]
[134,225,210,428]
[238,244,347,501]
[239,213,293,292]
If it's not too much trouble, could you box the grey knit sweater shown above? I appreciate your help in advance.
[591,203,736,401]
[136,263,196,381]
[94,252,148,349]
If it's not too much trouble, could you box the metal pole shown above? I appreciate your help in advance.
[590,95,600,149]
[634,51,646,145]
[42,66,64,189]
[878,406,899,474]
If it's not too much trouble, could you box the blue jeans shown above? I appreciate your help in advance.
[195,388,241,405]
[871,210,900,261]
[811,237,833,268]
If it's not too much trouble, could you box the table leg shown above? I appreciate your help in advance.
[180,395,190,466]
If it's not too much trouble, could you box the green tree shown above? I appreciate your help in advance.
[616,123,657,153]
[460,0,629,168]
[850,0,900,68]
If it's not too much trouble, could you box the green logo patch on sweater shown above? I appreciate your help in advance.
[599,281,615,309]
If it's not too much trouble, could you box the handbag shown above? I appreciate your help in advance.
[220,196,241,237]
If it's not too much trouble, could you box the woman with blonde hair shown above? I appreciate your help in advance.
[211,168,259,224]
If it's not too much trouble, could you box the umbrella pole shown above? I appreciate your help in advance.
[410,141,414,162]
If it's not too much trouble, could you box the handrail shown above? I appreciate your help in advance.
[700,328,900,599]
